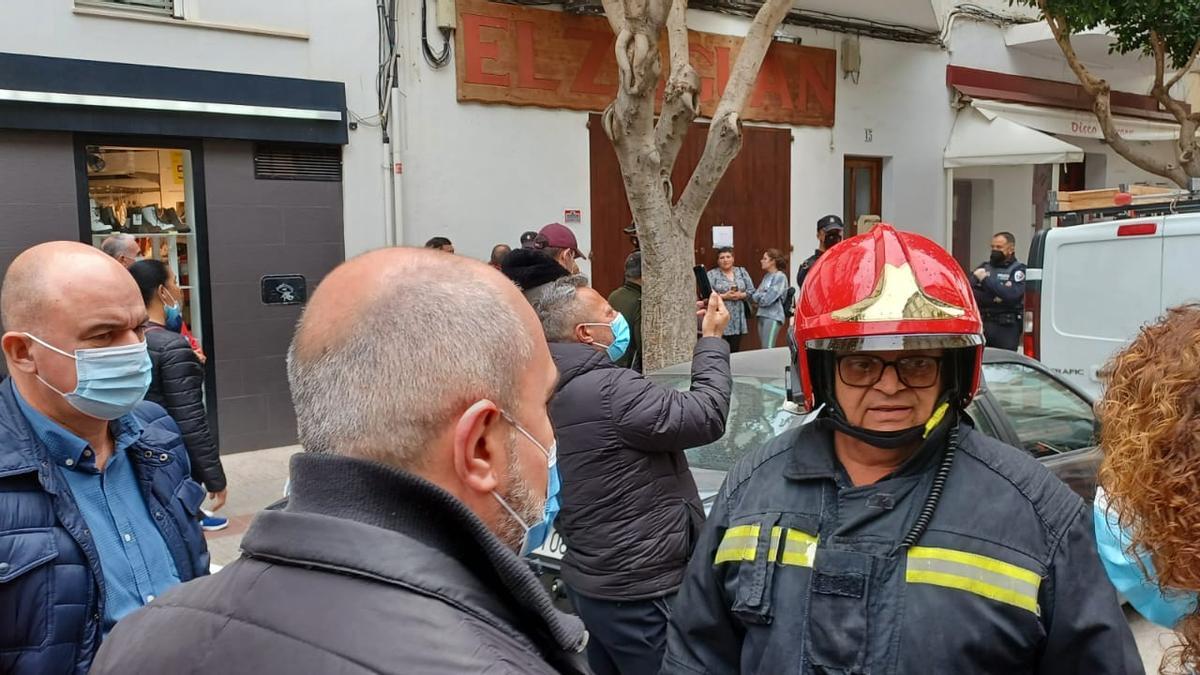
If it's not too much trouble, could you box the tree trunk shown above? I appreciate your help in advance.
[640,215,700,369]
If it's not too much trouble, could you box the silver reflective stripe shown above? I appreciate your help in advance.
[906,547,1041,614]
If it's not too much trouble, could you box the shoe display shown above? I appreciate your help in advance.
[126,212,152,235]
[89,199,111,234]
[142,205,175,232]
[100,205,120,230]
[161,207,189,233]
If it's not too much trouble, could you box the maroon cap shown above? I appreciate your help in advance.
[538,223,585,259]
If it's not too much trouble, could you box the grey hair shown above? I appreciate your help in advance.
[99,233,137,260]
[528,274,590,342]
[624,252,642,282]
[286,274,534,468]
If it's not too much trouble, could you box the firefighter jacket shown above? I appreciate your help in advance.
[661,418,1141,674]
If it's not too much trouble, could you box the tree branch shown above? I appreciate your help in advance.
[654,0,700,179]
[676,0,792,223]
[1148,32,1200,175]
[1039,3,1191,187]
[599,0,624,34]
[1165,39,1200,92]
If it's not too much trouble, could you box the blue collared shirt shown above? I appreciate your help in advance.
[13,382,180,633]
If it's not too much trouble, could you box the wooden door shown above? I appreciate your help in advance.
[952,180,973,271]
[589,114,791,350]
[843,156,882,235]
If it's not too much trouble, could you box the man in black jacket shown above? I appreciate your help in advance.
[529,275,733,675]
[92,248,588,675]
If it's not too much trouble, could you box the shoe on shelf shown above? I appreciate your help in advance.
[100,205,120,230]
[162,207,189,233]
[142,205,175,232]
[89,199,111,234]
[200,510,228,532]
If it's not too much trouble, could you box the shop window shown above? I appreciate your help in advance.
[77,0,176,15]
[84,144,203,347]
[253,144,342,182]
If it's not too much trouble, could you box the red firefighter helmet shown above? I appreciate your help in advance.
[793,223,984,411]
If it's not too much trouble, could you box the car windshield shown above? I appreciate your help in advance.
[646,371,800,472]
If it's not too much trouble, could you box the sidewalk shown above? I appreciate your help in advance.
[204,444,301,566]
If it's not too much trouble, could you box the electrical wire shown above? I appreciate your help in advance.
[898,421,957,550]
[422,0,452,69]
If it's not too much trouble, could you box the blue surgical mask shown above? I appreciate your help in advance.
[493,411,560,557]
[581,313,631,362]
[161,288,183,333]
[24,333,152,420]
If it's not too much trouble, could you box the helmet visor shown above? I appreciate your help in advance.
[806,333,983,353]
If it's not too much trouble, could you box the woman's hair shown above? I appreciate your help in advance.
[1097,303,1200,674]
[424,236,452,249]
[764,248,787,271]
[715,247,734,261]
[128,259,170,305]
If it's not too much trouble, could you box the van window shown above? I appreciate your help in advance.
[982,362,1096,457]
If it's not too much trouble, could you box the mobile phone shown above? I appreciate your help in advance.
[693,265,713,300]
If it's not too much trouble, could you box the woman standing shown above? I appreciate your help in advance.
[128,260,228,531]
[707,248,754,351]
[752,248,788,349]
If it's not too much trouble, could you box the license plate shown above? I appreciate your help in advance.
[532,525,568,560]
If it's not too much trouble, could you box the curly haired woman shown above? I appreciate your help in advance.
[1098,303,1200,673]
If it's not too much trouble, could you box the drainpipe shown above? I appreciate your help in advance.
[390,90,406,246]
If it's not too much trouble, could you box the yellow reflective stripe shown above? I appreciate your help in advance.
[923,402,950,438]
[768,526,782,562]
[908,547,1041,587]
[906,546,1042,614]
[714,524,760,564]
[779,528,818,568]
[906,570,1040,614]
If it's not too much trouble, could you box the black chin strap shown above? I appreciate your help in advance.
[819,392,955,451]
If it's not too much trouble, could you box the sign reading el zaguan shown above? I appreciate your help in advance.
[454,0,836,127]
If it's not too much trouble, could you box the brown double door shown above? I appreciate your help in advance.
[588,114,791,351]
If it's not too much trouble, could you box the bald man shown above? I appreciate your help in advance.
[0,242,209,675]
[92,248,589,675]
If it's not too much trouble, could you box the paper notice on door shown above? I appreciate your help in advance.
[712,225,734,248]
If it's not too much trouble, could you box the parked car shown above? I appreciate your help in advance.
[529,346,1101,611]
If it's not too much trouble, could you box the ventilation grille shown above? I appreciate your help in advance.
[253,144,342,182]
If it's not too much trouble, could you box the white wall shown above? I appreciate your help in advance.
[0,0,386,257]
[954,165,1035,261]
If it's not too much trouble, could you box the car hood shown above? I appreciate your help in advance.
[692,466,727,514]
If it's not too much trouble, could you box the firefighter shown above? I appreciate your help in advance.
[661,224,1140,674]
[971,231,1026,351]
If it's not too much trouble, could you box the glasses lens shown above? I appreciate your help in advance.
[897,356,941,388]
[838,355,882,387]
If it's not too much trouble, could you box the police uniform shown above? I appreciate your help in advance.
[795,249,821,290]
[972,255,1026,351]
[662,224,1139,675]
[661,420,1140,674]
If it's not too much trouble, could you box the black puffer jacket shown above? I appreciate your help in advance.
[144,323,225,492]
[549,338,731,601]
[90,453,589,675]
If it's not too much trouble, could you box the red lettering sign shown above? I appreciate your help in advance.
[454,0,835,127]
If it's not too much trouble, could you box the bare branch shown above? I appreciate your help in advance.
[676,0,792,223]
[1165,39,1200,92]
[654,0,700,176]
[599,0,625,34]
[1039,3,1190,187]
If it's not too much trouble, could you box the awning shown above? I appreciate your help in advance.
[944,105,1084,168]
[971,99,1183,142]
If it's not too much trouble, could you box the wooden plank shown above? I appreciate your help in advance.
[455,0,836,127]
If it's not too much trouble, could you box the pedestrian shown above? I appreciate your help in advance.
[707,248,754,352]
[796,214,844,289]
[971,231,1026,351]
[527,275,732,675]
[521,230,544,249]
[0,242,209,675]
[662,224,1140,674]
[99,232,141,267]
[606,251,643,371]
[751,248,788,349]
[424,235,455,253]
[91,248,588,675]
[624,222,640,251]
[501,246,571,300]
[490,243,512,270]
[1093,304,1200,672]
[128,259,228,531]
[539,222,586,274]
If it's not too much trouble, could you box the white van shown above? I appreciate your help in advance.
[1024,210,1200,398]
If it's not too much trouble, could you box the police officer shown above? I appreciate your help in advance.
[972,231,1026,350]
[795,214,844,290]
[661,224,1140,674]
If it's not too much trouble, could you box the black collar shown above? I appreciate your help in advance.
[784,417,953,485]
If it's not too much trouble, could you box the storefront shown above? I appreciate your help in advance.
[0,51,348,452]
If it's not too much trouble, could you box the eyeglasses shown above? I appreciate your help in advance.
[836,354,942,389]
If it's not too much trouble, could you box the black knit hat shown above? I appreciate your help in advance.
[500,248,570,290]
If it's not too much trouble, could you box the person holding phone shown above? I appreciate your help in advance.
[707,248,754,352]
[752,248,789,349]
